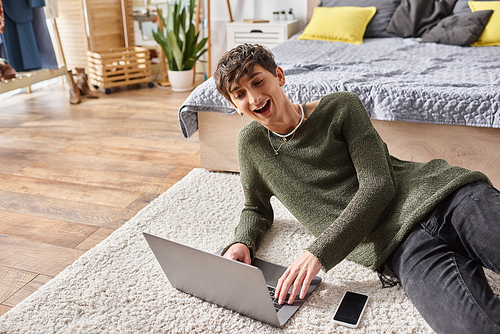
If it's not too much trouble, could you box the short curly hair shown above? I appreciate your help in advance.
[214,44,277,103]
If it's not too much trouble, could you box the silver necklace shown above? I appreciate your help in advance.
[268,104,304,155]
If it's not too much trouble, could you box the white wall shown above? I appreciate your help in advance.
[210,0,308,26]
[205,0,308,75]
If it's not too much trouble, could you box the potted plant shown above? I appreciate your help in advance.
[153,0,208,92]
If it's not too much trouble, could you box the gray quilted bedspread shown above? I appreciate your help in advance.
[179,36,500,138]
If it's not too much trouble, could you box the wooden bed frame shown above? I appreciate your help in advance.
[199,113,500,188]
[198,0,500,188]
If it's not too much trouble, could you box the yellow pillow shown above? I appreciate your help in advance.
[469,1,500,46]
[298,6,377,45]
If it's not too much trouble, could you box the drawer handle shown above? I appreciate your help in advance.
[250,29,263,33]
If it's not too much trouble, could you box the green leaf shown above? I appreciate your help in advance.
[166,3,175,32]
[189,0,195,22]
[167,30,183,71]
[194,37,208,54]
[157,6,166,30]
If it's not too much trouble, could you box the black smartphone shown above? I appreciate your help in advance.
[332,291,369,328]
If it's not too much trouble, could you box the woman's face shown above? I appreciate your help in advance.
[228,65,287,129]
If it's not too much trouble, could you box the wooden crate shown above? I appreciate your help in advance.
[87,46,151,92]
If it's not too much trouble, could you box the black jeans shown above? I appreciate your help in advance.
[386,181,500,334]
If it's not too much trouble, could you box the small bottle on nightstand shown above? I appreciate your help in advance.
[280,10,287,21]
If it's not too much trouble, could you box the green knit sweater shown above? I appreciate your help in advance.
[232,92,490,272]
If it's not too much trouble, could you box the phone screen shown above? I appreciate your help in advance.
[333,291,369,327]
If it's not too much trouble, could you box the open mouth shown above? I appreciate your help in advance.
[254,100,270,115]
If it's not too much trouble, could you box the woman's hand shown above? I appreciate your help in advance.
[275,251,322,305]
[223,243,251,265]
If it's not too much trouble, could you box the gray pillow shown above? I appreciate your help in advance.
[319,0,401,38]
[421,10,493,45]
[387,0,457,37]
[452,0,496,15]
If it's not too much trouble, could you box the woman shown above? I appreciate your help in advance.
[214,43,500,333]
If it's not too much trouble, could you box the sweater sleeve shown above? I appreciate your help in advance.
[222,125,274,259]
[306,92,397,271]
[228,186,274,258]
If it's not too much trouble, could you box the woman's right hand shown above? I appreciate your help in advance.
[223,243,251,265]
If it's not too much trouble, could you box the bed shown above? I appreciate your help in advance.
[178,0,500,188]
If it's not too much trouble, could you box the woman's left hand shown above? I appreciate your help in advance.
[274,251,322,305]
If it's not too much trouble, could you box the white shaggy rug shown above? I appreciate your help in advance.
[1,168,499,334]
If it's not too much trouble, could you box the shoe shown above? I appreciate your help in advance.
[68,70,82,104]
[0,62,16,80]
[2,64,16,80]
[75,67,98,98]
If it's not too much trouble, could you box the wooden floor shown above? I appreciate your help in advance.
[0,82,201,316]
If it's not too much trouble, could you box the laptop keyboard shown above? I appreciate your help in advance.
[267,286,290,312]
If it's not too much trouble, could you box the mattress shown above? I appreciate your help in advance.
[179,36,500,138]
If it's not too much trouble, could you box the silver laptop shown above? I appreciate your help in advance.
[143,232,322,328]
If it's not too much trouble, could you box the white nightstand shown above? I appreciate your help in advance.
[226,20,300,50]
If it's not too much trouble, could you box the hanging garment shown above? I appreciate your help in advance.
[2,0,46,71]
[0,0,5,34]
[44,0,58,19]
[33,7,57,69]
